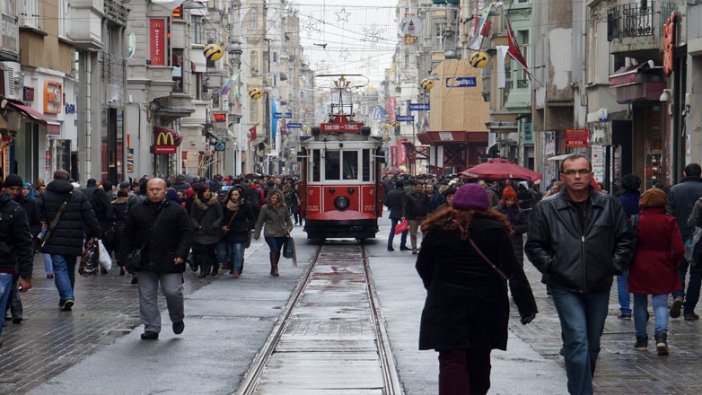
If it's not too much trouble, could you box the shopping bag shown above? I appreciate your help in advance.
[283,237,297,266]
[98,240,112,271]
[79,240,99,276]
[395,219,409,235]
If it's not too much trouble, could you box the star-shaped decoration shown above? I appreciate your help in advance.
[361,24,386,46]
[302,18,321,37]
[335,7,351,23]
[315,60,329,72]
[339,49,351,61]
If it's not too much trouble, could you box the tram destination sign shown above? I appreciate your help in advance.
[409,103,430,111]
[287,122,303,129]
[320,122,363,133]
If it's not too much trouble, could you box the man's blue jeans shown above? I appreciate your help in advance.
[51,254,77,304]
[616,274,631,315]
[551,287,610,395]
[388,218,408,249]
[673,257,702,314]
[0,273,13,338]
[633,293,668,337]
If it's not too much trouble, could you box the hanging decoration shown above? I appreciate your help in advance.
[204,43,224,62]
[469,51,490,68]
[335,7,351,23]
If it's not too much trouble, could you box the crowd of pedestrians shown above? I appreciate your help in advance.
[0,171,302,346]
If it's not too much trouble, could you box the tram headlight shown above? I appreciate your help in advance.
[334,196,350,211]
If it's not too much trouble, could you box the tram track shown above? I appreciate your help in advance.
[235,242,403,395]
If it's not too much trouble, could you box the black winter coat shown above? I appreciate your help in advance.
[383,188,405,219]
[120,199,193,273]
[16,194,41,237]
[525,189,634,293]
[84,186,114,233]
[0,193,33,279]
[497,205,529,266]
[191,196,224,245]
[222,202,255,243]
[667,176,702,239]
[416,215,537,351]
[403,191,429,220]
[36,180,101,256]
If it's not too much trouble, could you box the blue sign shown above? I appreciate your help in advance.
[273,112,293,119]
[409,103,430,111]
[445,77,477,88]
[287,122,303,129]
[396,115,415,122]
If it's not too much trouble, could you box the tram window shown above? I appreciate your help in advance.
[325,150,341,180]
[362,149,370,181]
[312,150,320,182]
[343,151,358,180]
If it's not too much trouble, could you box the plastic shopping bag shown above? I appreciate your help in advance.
[98,240,112,272]
[394,219,409,235]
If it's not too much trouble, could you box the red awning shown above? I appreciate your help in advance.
[416,131,488,145]
[6,102,50,124]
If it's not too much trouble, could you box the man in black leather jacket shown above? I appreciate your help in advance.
[525,154,634,395]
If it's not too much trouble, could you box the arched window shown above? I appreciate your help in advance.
[250,7,257,29]
[250,50,259,73]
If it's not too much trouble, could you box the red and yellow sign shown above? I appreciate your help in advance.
[150,19,166,66]
[663,12,676,76]
[44,81,62,114]
[153,126,180,154]
[565,129,590,148]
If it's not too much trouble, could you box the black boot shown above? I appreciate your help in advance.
[655,332,669,356]
[633,335,648,351]
[211,262,220,276]
[199,264,209,278]
[270,252,280,277]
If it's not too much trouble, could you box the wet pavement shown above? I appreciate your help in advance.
[2,214,702,394]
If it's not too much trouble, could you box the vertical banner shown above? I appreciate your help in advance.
[496,46,508,89]
[150,19,166,66]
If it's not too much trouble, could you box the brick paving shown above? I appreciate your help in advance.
[509,261,702,394]
[0,254,215,395]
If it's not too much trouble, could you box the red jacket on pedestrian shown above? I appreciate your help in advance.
[628,207,684,294]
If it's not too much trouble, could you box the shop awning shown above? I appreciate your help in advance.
[6,102,50,124]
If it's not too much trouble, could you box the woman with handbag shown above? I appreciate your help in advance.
[190,185,224,278]
[416,184,537,395]
[221,187,255,278]
[254,190,293,277]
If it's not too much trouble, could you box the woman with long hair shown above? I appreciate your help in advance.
[221,187,255,278]
[254,190,293,277]
[416,184,537,395]
[190,185,224,277]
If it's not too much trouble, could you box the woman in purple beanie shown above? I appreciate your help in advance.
[416,183,538,395]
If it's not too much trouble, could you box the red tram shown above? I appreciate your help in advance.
[299,76,384,240]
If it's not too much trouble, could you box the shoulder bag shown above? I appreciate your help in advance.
[39,192,73,252]
[125,207,166,272]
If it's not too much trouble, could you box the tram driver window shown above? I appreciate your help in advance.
[342,151,358,180]
[312,150,321,182]
[324,150,341,180]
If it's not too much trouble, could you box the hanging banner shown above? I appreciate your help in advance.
[150,19,166,66]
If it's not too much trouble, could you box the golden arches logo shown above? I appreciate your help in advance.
[156,132,175,146]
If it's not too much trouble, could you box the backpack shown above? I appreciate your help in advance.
[248,187,263,209]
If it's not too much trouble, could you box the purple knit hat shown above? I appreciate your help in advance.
[452,184,490,211]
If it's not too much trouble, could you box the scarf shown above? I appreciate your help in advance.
[226,200,241,212]
[194,195,218,211]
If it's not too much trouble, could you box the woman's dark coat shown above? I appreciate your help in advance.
[416,215,537,351]
[119,199,193,273]
[190,195,224,245]
[496,205,529,266]
[222,201,255,244]
[109,198,130,261]
[36,179,101,256]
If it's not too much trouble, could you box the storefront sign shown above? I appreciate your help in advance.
[565,129,589,148]
[445,77,477,88]
[591,145,605,183]
[43,81,62,114]
[65,103,76,114]
[522,122,533,145]
[153,126,180,154]
[149,19,166,66]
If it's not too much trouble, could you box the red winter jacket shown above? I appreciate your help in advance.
[628,207,684,294]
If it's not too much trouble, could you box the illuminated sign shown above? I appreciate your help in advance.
[149,19,166,66]
[213,113,227,122]
[43,81,62,114]
[153,126,179,154]
[320,122,362,133]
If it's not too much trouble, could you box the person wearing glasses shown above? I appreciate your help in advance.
[525,154,634,395]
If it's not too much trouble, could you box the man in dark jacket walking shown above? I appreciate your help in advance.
[120,178,193,340]
[84,178,114,236]
[525,154,634,395]
[0,178,33,345]
[383,181,408,251]
[667,163,702,320]
[403,182,429,254]
[36,170,101,311]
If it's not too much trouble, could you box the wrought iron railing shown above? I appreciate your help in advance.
[607,1,675,41]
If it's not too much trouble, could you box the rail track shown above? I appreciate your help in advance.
[235,242,403,394]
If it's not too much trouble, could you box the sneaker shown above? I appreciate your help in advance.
[12,317,22,324]
[634,335,648,351]
[684,312,700,321]
[172,321,184,335]
[670,297,683,318]
[60,300,74,311]
[618,313,632,320]
[140,331,159,340]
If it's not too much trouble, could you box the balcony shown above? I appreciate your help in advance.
[67,0,104,50]
[607,1,676,58]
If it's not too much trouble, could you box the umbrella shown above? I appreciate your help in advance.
[461,158,542,182]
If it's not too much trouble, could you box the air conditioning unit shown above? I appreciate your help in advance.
[0,62,21,101]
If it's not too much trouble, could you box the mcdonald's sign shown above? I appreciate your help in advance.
[153,126,180,154]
